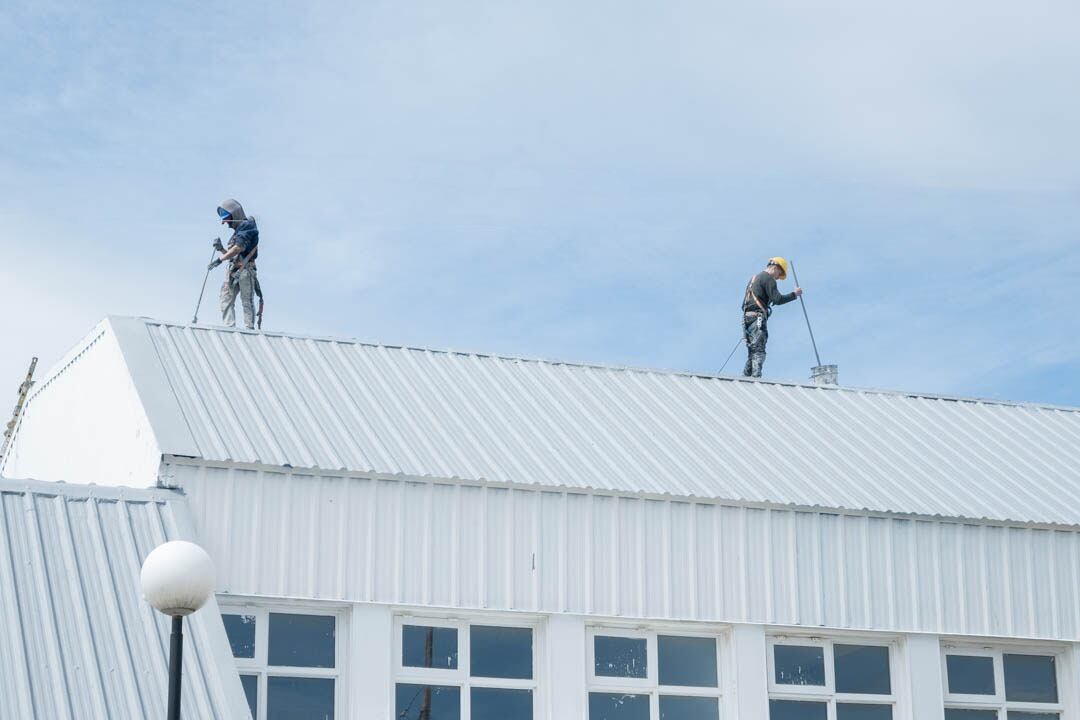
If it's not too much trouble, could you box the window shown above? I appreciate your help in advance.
[768,637,895,719]
[394,617,538,719]
[221,606,342,720]
[942,646,1063,719]
[587,627,724,720]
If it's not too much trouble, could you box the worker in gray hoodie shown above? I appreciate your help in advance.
[210,198,261,329]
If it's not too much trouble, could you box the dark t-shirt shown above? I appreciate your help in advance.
[742,271,796,314]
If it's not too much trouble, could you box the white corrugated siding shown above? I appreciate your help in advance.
[130,319,1080,526]
[0,478,248,720]
[173,463,1080,641]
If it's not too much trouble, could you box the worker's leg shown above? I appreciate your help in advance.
[742,323,755,377]
[220,273,238,327]
[746,320,768,378]
[238,267,256,330]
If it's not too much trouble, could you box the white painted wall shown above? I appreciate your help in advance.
[2,322,161,487]
[175,462,1080,641]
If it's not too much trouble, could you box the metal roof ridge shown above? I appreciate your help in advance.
[116,315,1080,414]
[0,474,184,502]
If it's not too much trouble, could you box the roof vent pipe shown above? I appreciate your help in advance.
[811,365,839,385]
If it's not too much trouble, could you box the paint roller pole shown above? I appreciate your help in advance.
[192,249,218,324]
[789,261,822,368]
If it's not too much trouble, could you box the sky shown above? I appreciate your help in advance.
[1,0,1079,410]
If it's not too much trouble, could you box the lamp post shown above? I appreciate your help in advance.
[140,541,216,720]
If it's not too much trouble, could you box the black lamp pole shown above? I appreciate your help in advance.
[167,615,184,720]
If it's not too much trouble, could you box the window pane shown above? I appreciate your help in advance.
[594,636,648,679]
[946,656,996,695]
[396,683,461,720]
[1004,654,1058,703]
[403,625,459,670]
[1007,714,1060,720]
[240,674,258,718]
[834,645,890,695]
[267,614,335,668]
[770,699,827,720]
[267,676,334,720]
[471,687,532,720]
[658,636,717,687]
[588,692,650,720]
[471,626,532,679]
[659,695,719,720]
[774,645,826,687]
[944,711,997,720]
[837,704,892,720]
[223,614,256,659]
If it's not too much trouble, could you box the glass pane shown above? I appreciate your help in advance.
[594,636,648,678]
[774,645,826,687]
[1008,714,1060,720]
[946,656,996,695]
[471,687,532,720]
[837,704,892,720]
[396,683,461,720]
[658,636,717,687]
[240,674,258,718]
[267,613,335,668]
[471,626,533,679]
[403,625,459,670]
[659,695,719,720]
[588,692,650,720]
[770,699,828,720]
[1004,654,1058,703]
[223,614,256,659]
[944,711,997,720]
[267,676,334,720]
[834,645,890,695]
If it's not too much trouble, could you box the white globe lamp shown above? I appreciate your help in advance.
[140,540,216,720]
[141,540,216,617]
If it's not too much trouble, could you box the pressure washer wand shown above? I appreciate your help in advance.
[789,261,822,367]
[192,240,223,324]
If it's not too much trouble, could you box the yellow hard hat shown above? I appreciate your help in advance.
[768,256,789,280]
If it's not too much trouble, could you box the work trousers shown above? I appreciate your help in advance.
[221,265,257,330]
[743,314,768,378]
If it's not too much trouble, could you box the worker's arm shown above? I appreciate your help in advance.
[219,245,242,262]
[765,277,801,306]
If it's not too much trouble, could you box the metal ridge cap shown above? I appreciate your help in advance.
[0,474,184,502]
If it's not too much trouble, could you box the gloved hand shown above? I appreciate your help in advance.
[208,258,223,270]
[212,238,226,253]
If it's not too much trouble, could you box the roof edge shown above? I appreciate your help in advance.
[162,455,1080,533]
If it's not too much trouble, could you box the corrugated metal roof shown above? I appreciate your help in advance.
[0,477,249,719]
[115,316,1080,526]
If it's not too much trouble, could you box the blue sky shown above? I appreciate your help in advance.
[2,0,1078,407]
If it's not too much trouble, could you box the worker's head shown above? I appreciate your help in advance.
[216,198,247,228]
[766,256,789,280]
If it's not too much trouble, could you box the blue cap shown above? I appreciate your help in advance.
[217,207,232,221]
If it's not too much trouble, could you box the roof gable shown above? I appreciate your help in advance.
[110,317,1080,526]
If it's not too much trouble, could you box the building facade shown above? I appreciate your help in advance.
[5,315,1080,719]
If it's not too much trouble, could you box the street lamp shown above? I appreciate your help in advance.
[141,541,216,720]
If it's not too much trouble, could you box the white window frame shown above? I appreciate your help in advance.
[586,625,727,719]
[767,635,898,719]
[220,602,347,720]
[941,644,1066,718]
[392,614,541,719]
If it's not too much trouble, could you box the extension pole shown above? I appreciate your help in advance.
[192,249,217,324]
[789,261,822,367]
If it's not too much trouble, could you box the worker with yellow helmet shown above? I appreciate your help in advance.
[740,257,803,377]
